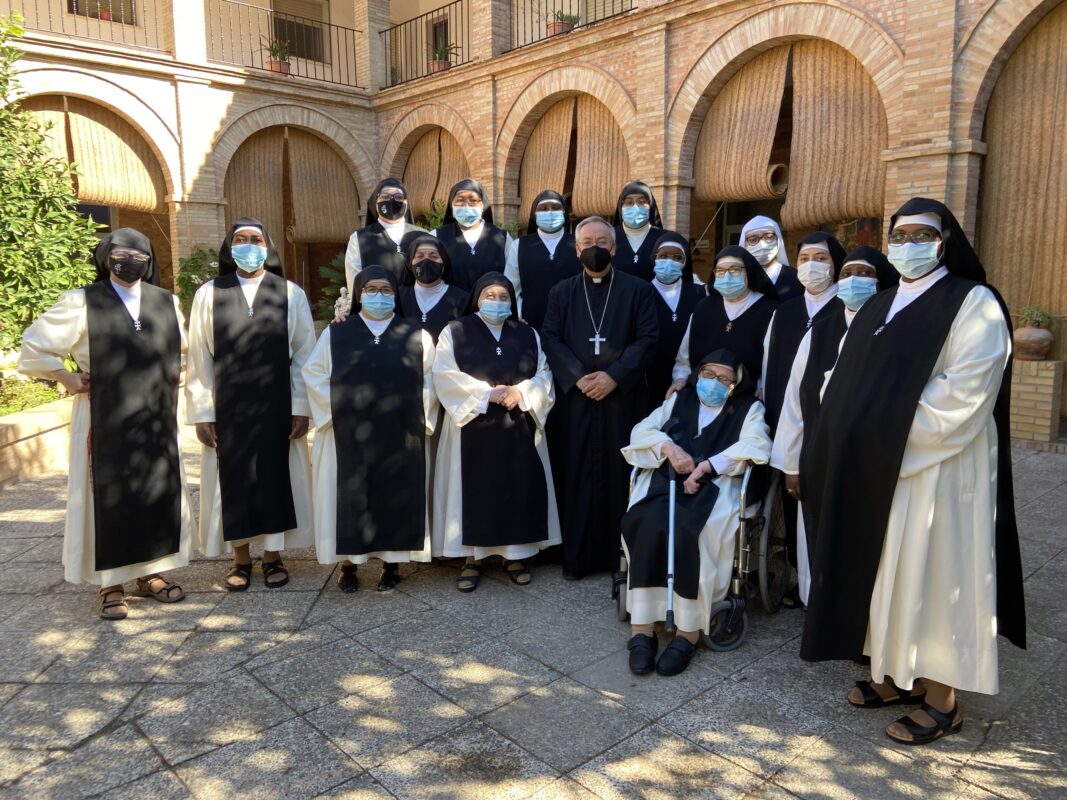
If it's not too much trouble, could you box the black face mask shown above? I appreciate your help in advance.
[108,255,150,283]
[412,258,445,284]
[580,245,612,272]
[377,197,407,221]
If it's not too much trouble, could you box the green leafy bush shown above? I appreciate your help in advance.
[0,13,100,353]
[175,246,219,317]
[315,251,347,320]
[0,377,59,416]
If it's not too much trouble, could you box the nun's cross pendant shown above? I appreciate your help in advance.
[632,254,638,264]
[806,318,813,330]
[247,308,254,318]
[396,244,402,254]
[671,312,678,322]
[873,325,886,336]
[589,333,606,355]
[495,347,502,357]
[421,312,428,323]
[469,246,476,255]
[725,322,733,333]
[373,336,381,345]
[133,319,142,331]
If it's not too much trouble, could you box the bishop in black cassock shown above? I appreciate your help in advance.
[541,216,659,577]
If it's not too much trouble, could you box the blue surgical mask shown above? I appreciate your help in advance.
[888,241,940,279]
[714,272,747,300]
[621,205,650,228]
[360,292,395,318]
[837,275,878,311]
[653,259,683,285]
[231,243,268,273]
[479,299,511,326]
[535,210,565,233]
[696,377,730,407]
[453,205,483,227]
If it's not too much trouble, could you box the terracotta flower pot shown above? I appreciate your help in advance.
[428,59,452,74]
[1013,325,1054,361]
[547,20,575,36]
[99,9,111,20]
[266,59,291,75]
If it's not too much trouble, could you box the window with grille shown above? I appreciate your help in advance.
[272,0,329,62]
[68,0,137,25]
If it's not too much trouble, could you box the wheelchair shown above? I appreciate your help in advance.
[610,463,790,652]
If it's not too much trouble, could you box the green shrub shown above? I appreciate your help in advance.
[314,251,347,320]
[0,13,100,353]
[0,376,59,416]
[175,246,219,317]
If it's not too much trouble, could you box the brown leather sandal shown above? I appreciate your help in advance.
[99,587,128,620]
[261,559,289,588]
[133,574,186,603]
[225,561,254,592]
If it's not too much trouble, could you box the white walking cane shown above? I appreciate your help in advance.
[665,463,677,633]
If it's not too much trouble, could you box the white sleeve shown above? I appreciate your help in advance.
[18,290,87,377]
[769,330,811,475]
[899,287,1010,479]
[184,282,216,424]
[174,295,188,368]
[302,326,334,432]
[672,318,693,383]
[343,231,361,294]
[288,284,317,418]
[431,325,494,427]
[422,329,439,435]
[708,402,772,476]
[514,330,555,429]
[504,237,522,317]
[621,394,679,469]
[759,310,776,396]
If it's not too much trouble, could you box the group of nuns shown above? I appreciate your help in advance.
[20,172,1024,748]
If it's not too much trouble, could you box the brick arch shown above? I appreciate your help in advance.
[495,64,638,209]
[666,2,902,184]
[953,0,1062,141]
[16,66,181,200]
[379,104,477,182]
[213,103,376,203]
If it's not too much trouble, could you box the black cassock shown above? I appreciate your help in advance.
[398,285,469,341]
[85,281,182,570]
[434,222,508,292]
[449,316,548,546]
[541,269,659,573]
[516,232,582,331]
[647,282,704,412]
[212,271,297,541]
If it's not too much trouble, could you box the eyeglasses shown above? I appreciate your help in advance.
[110,251,151,265]
[713,266,745,278]
[887,230,940,246]
[377,192,406,202]
[744,233,777,247]
[362,287,395,297]
[699,373,734,387]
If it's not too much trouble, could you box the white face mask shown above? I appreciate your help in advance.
[888,241,940,279]
[747,240,779,267]
[798,261,833,294]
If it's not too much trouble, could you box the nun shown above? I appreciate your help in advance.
[801,199,1025,746]
[645,231,705,411]
[611,181,684,282]
[621,348,771,676]
[303,266,438,593]
[740,215,802,302]
[433,178,512,292]
[770,246,898,606]
[669,247,777,396]
[431,272,560,591]
[397,232,469,341]
[344,178,424,291]
[185,218,316,590]
[503,190,582,330]
[18,229,192,619]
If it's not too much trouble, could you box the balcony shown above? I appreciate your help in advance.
[206,0,361,87]
[382,0,470,87]
[2,0,166,51]
[510,0,632,50]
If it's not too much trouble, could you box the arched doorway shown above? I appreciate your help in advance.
[223,125,361,310]
[688,41,887,278]
[20,94,173,283]
[516,94,630,221]
[400,126,472,224]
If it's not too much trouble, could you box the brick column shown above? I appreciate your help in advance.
[354,0,391,91]
[469,0,512,61]
[631,22,669,224]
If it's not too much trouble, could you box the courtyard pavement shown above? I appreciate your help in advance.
[0,433,1064,799]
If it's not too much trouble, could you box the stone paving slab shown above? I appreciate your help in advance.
[0,450,1065,798]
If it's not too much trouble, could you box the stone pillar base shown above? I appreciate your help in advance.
[1010,360,1063,442]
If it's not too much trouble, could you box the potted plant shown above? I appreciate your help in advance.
[547,10,580,36]
[1014,307,1057,361]
[262,37,291,75]
[99,8,112,22]
[428,42,459,74]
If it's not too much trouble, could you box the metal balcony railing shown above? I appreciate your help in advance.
[206,0,361,87]
[509,0,632,51]
[382,0,470,87]
[2,0,165,50]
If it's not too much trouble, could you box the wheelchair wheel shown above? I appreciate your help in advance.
[703,600,748,651]
[611,570,629,622]
[759,477,790,613]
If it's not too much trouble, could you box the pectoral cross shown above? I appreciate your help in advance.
[671,312,678,322]
[247,307,255,318]
[373,336,381,345]
[421,312,428,323]
[589,333,606,355]
[632,254,638,264]
[469,245,477,255]
[133,319,142,331]
[873,325,886,336]
[806,318,813,330]
[725,322,733,333]
[495,346,502,357]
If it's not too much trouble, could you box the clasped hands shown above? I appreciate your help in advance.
[661,441,714,495]
[488,385,523,410]
[577,371,617,401]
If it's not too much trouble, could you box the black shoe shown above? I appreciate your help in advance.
[337,563,358,593]
[656,636,697,676]
[377,563,400,592]
[562,569,586,581]
[627,633,658,675]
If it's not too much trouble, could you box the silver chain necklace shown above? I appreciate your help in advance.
[582,270,613,356]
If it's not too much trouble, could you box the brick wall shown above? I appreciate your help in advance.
[1010,361,1064,442]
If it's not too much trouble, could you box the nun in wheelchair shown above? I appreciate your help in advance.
[619,347,771,676]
